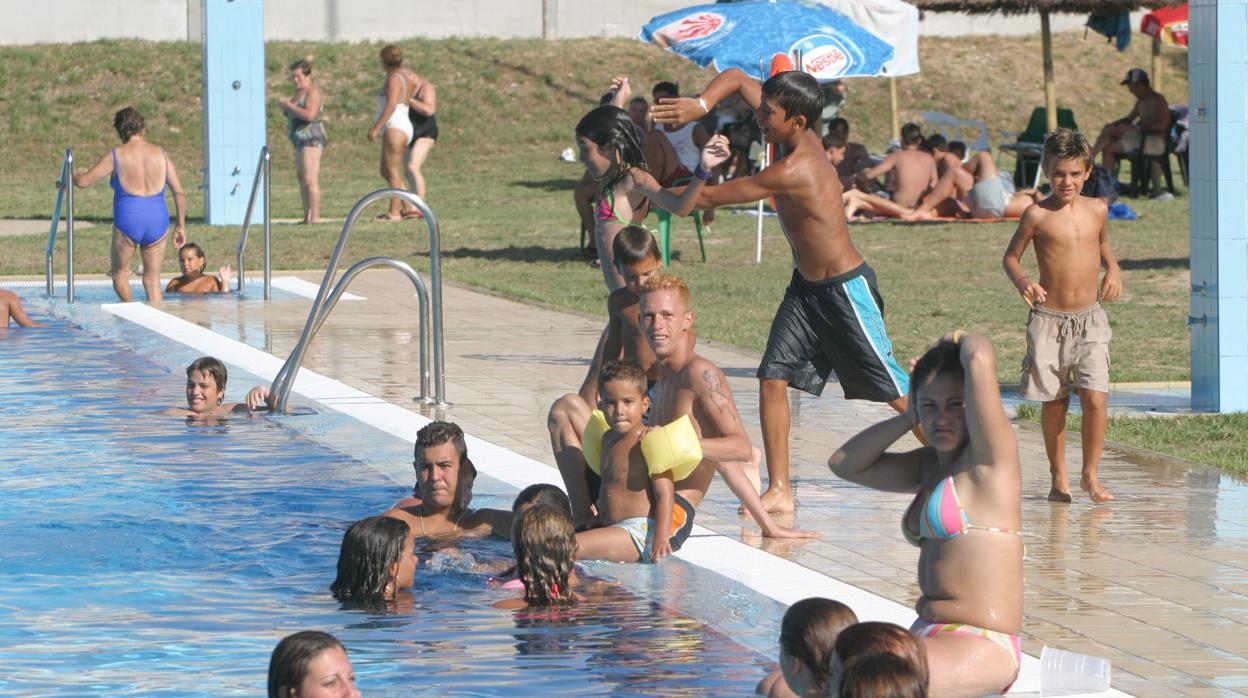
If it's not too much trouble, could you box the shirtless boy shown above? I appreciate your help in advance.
[166,242,232,294]
[1002,129,1122,504]
[385,421,512,538]
[842,124,939,219]
[575,360,692,563]
[548,227,661,528]
[654,71,911,512]
[906,137,1041,221]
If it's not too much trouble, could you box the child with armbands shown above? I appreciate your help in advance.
[573,360,701,563]
[756,598,858,698]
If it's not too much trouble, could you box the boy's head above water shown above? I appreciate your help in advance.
[597,360,649,433]
[1042,128,1093,202]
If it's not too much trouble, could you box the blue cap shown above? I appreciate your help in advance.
[1121,68,1150,86]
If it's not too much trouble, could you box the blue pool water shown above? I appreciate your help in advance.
[0,291,778,696]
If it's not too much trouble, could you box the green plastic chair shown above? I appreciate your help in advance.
[1000,107,1078,187]
[650,176,707,266]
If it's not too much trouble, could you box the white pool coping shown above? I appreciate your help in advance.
[100,300,1126,698]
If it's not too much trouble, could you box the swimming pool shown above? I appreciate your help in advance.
[0,290,783,696]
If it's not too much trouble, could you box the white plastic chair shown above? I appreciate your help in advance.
[921,111,991,154]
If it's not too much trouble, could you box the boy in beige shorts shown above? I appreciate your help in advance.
[1002,128,1123,504]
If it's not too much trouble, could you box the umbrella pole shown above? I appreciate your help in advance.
[1041,9,1057,133]
[1151,39,1163,93]
[890,77,900,141]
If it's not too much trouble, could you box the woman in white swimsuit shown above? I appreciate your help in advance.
[367,44,416,221]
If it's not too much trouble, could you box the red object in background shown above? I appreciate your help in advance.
[1141,5,1188,47]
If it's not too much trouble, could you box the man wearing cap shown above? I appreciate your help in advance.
[1091,68,1170,175]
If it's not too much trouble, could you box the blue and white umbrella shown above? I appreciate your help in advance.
[640,0,897,82]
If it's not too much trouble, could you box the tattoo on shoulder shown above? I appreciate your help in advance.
[700,368,737,417]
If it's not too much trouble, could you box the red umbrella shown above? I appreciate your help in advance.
[1141,4,1188,46]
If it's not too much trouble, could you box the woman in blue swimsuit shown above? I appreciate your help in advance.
[75,107,187,303]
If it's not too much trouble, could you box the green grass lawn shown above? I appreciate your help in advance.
[3,36,1238,471]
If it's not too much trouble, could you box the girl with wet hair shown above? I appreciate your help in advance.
[837,652,927,698]
[575,92,729,292]
[756,598,858,697]
[494,503,578,609]
[330,516,415,602]
[268,630,360,698]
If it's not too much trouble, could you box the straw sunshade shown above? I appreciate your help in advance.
[909,0,1184,130]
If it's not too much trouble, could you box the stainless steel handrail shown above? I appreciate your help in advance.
[46,148,75,302]
[269,189,448,412]
[235,146,272,299]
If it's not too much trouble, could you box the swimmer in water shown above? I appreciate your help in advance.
[165,243,232,294]
[1,289,42,328]
[493,503,581,609]
[164,356,275,416]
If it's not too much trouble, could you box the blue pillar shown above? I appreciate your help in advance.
[201,0,266,225]
[1189,0,1248,413]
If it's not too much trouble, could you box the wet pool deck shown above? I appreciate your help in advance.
[29,270,1248,696]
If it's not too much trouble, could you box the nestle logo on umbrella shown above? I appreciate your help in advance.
[794,35,856,80]
[662,12,725,43]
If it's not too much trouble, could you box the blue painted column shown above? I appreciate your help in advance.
[201,0,266,225]
[1189,0,1248,412]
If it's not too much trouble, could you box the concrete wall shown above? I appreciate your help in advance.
[0,1,1148,44]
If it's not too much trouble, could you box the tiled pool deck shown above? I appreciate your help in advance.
[20,270,1248,696]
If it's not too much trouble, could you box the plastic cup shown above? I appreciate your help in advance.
[1040,646,1112,696]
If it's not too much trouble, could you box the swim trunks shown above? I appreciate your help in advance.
[967,176,1007,218]
[609,493,695,561]
[110,149,170,247]
[1020,303,1112,401]
[1119,130,1166,156]
[758,264,909,401]
[911,618,1020,693]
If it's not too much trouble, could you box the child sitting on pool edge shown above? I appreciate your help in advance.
[573,360,696,564]
[166,242,232,294]
[756,597,858,698]
[494,503,579,609]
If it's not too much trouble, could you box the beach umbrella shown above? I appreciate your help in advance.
[1140,4,1187,92]
[640,0,897,82]
[908,0,1184,132]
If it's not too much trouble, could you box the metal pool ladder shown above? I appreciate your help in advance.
[268,189,449,412]
[46,148,75,302]
[235,145,272,299]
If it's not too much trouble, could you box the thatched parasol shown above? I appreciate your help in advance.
[909,0,1183,131]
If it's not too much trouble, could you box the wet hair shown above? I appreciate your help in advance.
[900,122,923,146]
[613,225,661,268]
[379,44,403,70]
[779,598,858,691]
[413,420,477,511]
[575,106,649,191]
[910,338,964,399]
[640,271,692,310]
[922,134,947,153]
[822,133,848,150]
[113,107,145,142]
[838,652,927,698]
[330,516,411,601]
[1043,127,1093,171]
[512,483,572,517]
[761,71,823,130]
[834,622,930,690]
[828,117,850,137]
[652,81,679,98]
[947,140,967,160]
[186,356,228,392]
[513,504,577,607]
[598,359,648,396]
[289,58,312,76]
[179,242,206,262]
[268,630,346,698]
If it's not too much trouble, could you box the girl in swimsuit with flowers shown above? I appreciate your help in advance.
[829,333,1023,697]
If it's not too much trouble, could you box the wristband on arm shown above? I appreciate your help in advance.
[694,165,715,181]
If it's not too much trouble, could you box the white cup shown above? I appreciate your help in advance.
[1040,646,1112,696]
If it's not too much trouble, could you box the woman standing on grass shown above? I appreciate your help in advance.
[368,44,417,221]
[74,107,187,304]
[399,60,437,216]
[279,58,326,224]
[828,333,1023,697]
